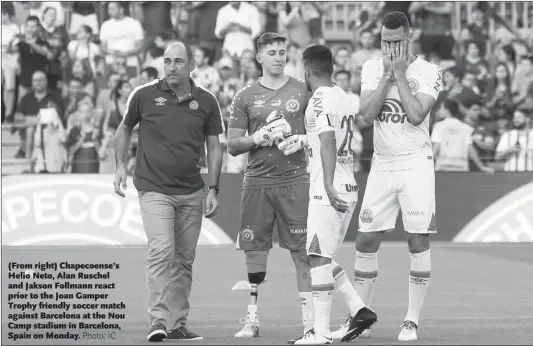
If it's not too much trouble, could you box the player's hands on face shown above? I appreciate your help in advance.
[204,189,219,218]
[113,166,128,198]
[381,41,394,77]
[325,185,349,213]
[392,40,409,78]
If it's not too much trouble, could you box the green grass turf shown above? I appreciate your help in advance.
[2,243,533,345]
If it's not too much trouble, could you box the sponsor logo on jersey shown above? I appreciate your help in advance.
[253,100,265,108]
[241,228,255,243]
[270,99,281,107]
[360,209,373,224]
[378,99,411,124]
[453,181,533,243]
[408,78,419,93]
[286,99,300,113]
[289,228,307,234]
[345,184,358,192]
[407,211,425,216]
[189,100,198,110]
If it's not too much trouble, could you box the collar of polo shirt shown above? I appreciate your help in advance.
[160,77,199,102]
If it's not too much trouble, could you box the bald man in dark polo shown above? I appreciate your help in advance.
[113,41,224,342]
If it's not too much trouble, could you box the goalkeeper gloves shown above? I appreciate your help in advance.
[253,111,292,146]
[277,134,308,155]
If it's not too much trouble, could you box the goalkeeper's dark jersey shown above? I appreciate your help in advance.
[229,77,310,189]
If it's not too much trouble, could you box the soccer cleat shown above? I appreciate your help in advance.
[167,326,203,340]
[288,317,314,344]
[340,307,378,342]
[398,320,418,341]
[146,322,167,342]
[328,315,373,340]
[293,329,333,345]
[235,312,260,338]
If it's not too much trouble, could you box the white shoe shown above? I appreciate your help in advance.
[294,330,333,345]
[234,312,260,338]
[398,320,418,341]
[288,317,314,344]
[328,316,372,340]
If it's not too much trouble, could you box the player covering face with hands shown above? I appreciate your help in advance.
[336,12,442,342]
[290,45,377,345]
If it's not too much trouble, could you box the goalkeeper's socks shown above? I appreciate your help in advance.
[311,264,334,335]
[332,261,365,315]
[354,251,378,306]
[299,292,314,331]
[405,250,431,326]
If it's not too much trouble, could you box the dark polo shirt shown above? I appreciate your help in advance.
[123,78,224,195]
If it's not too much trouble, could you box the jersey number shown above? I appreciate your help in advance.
[338,115,356,157]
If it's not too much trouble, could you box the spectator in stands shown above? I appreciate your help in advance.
[487,63,514,122]
[497,44,517,77]
[67,25,100,74]
[139,66,159,85]
[279,2,312,49]
[96,71,120,117]
[1,4,20,120]
[41,6,68,91]
[143,30,170,79]
[350,30,381,75]
[62,77,87,126]
[32,103,67,173]
[29,1,65,28]
[439,67,481,113]
[495,108,533,171]
[284,42,305,80]
[431,98,493,172]
[463,100,497,167]
[462,71,482,97]
[66,95,101,173]
[11,16,51,102]
[103,79,132,135]
[191,46,221,95]
[333,46,351,72]
[512,54,533,106]
[217,57,240,126]
[15,71,63,160]
[69,2,99,36]
[186,2,226,63]
[300,2,330,45]
[238,49,255,73]
[460,6,488,57]
[215,1,261,59]
[456,40,490,95]
[409,2,455,60]
[64,59,95,99]
[99,2,144,78]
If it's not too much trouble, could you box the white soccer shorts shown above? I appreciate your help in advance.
[306,202,357,258]
[358,166,437,234]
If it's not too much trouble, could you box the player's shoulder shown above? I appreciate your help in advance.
[414,57,442,76]
[128,78,161,101]
[288,76,307,89]
[233,82,257,102]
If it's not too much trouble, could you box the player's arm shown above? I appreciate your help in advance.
[227,90,257,156]
[115,87,142,169]
[360,59,393,124]
[396,58,441,126]
[204,94,225,188]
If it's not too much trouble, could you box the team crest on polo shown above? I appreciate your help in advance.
[408,79,419,93]
[360,209,373,224]
[241,229,254,243]
[189,100,199,110]
[286,99,300,113]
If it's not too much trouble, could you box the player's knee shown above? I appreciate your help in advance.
[308,254,331,268]
[248,271,266,284]
[406,233,430,254]
[244,249,269,274]
[355,231,383,253]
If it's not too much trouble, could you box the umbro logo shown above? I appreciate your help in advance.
[155,97,167,106]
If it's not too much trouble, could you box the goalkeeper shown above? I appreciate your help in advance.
[227,32,313,339]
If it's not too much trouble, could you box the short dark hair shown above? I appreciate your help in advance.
[382,11,409,32]
[334,69,351,80]
[141,67,158,80]
[256,32,287,52]
[444,66,464,80]
[441,99,460,118]
[303,45,334,77]
[26,15,40,24]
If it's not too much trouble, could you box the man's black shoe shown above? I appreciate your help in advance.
[167,326,203,340]
[341,307,377,342]
[147,322,167,342]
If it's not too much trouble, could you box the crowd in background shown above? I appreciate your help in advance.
[1,1,533,174]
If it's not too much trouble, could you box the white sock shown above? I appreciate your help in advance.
[405,250,431,326]
[299,292,314,331]
[311,264,334,335]
[354,251,378,307]
[332,261,365,315]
